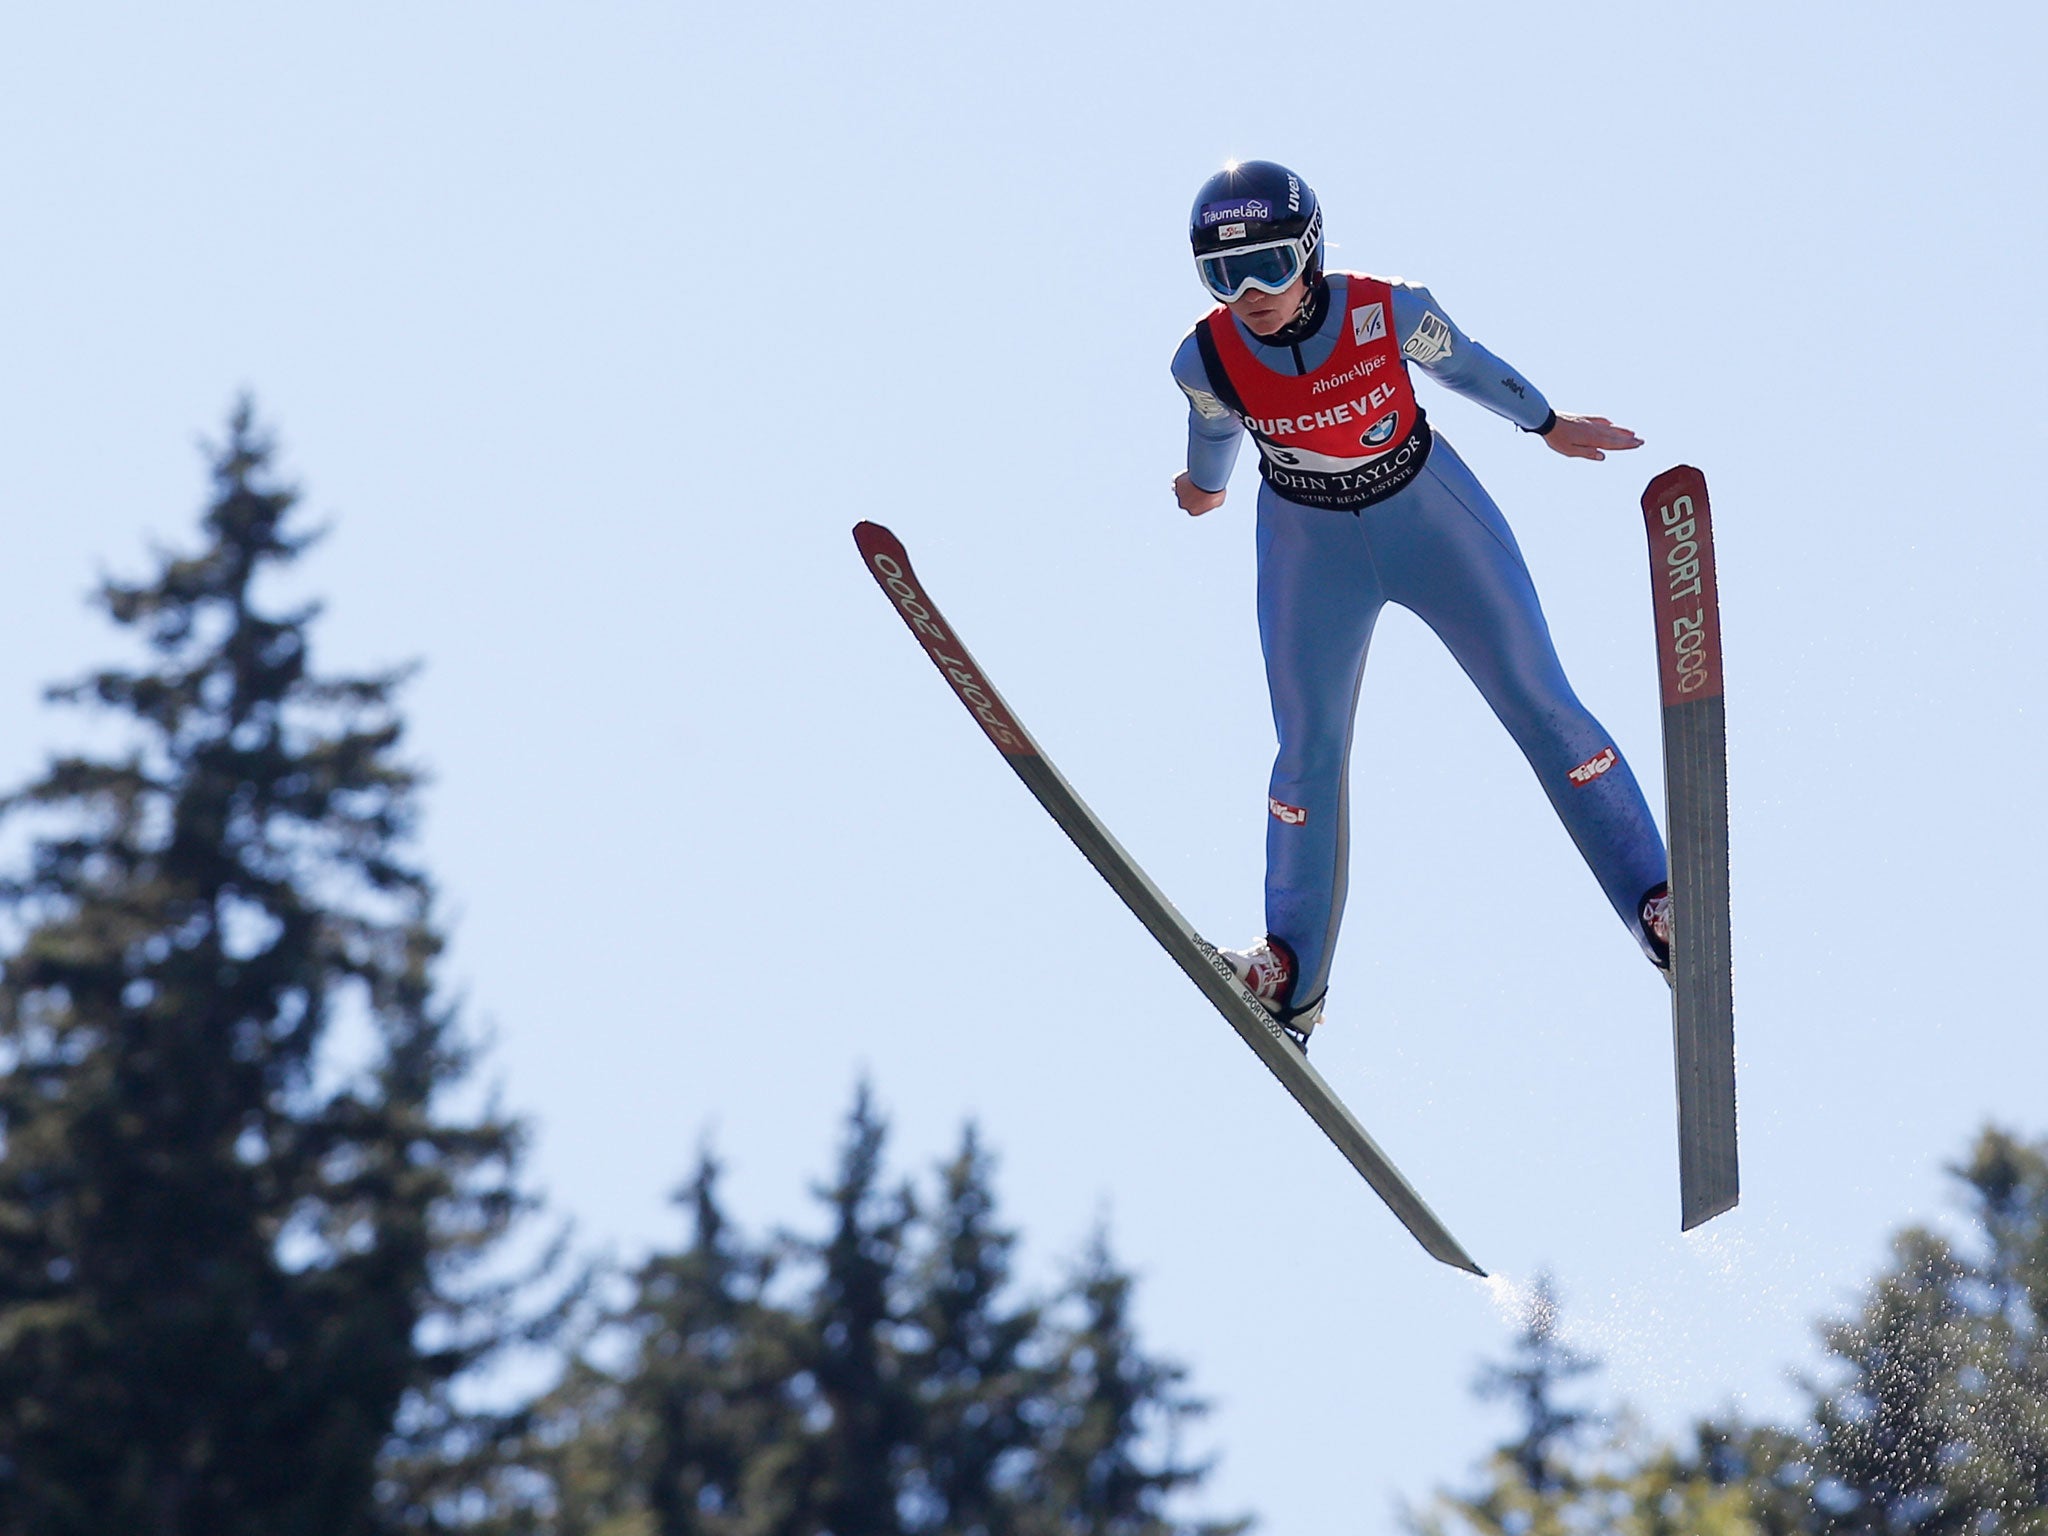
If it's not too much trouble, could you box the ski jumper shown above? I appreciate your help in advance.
[1171,273,1668,1012]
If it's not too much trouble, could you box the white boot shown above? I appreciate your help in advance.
[1218,935,1323,1051]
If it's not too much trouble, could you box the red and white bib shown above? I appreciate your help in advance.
[1195,273,1434,511]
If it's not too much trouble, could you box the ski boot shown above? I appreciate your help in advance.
[1219,934,1323,1052]
[1640,882,1673,985]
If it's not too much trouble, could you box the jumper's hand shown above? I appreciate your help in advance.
[1543,414,1643,461]
[1174,472,1227,516]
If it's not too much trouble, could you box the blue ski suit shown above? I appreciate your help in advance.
[1171,273,1668,1013]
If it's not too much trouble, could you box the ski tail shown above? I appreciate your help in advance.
[1641,467,1739,1230]
[854,521,1484,1275]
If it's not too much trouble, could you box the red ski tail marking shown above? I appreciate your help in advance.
[853,522,1035,757]
[1641,466,1725,707]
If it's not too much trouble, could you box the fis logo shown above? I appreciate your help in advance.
[1268,796,1308,825]
[1351,301,1386,345]
[1567,747,1618,786]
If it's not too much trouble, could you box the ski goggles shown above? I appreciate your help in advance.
[1195,235,1311,303]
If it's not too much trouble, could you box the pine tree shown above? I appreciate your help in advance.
[903,1125,1043,1536]
[529,1093,1244,1536]
[645,1156,803,1536]
[793,1081,920,1536]
[1955,1126,2048,1520]
[1779,1129,2048,1533]
[528,1149,801,1536]
[1662,1131,2048,1535]
[1805,1228,1979,1532]
[1032,1231,1243,1536]
[0,404,550,1536]
[1411,1273,1604,1536]
[1412,1274,1756,1536]
[1675,1421,1812,1536]
[1416,1130,2048,1536]
[1473,1273,1599,1499]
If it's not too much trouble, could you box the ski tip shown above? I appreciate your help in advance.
[853,521,911,570]
[1641,464,1708,509]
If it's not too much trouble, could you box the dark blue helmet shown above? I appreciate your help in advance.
[1188,160,1323,301]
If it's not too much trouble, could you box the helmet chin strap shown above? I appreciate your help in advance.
[1264,271,1329,346]
[1291,277,1319,325]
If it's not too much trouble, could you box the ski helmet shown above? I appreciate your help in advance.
[1188,160,1323,302]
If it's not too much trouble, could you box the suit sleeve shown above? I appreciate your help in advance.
[1389,282,1553,432]
[1171,330,1245,493]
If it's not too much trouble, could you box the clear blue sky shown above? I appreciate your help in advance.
[4,3,2045,1529]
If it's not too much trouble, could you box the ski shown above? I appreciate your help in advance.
[854,521,1483,1276]
[1640,467,1739,1230]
